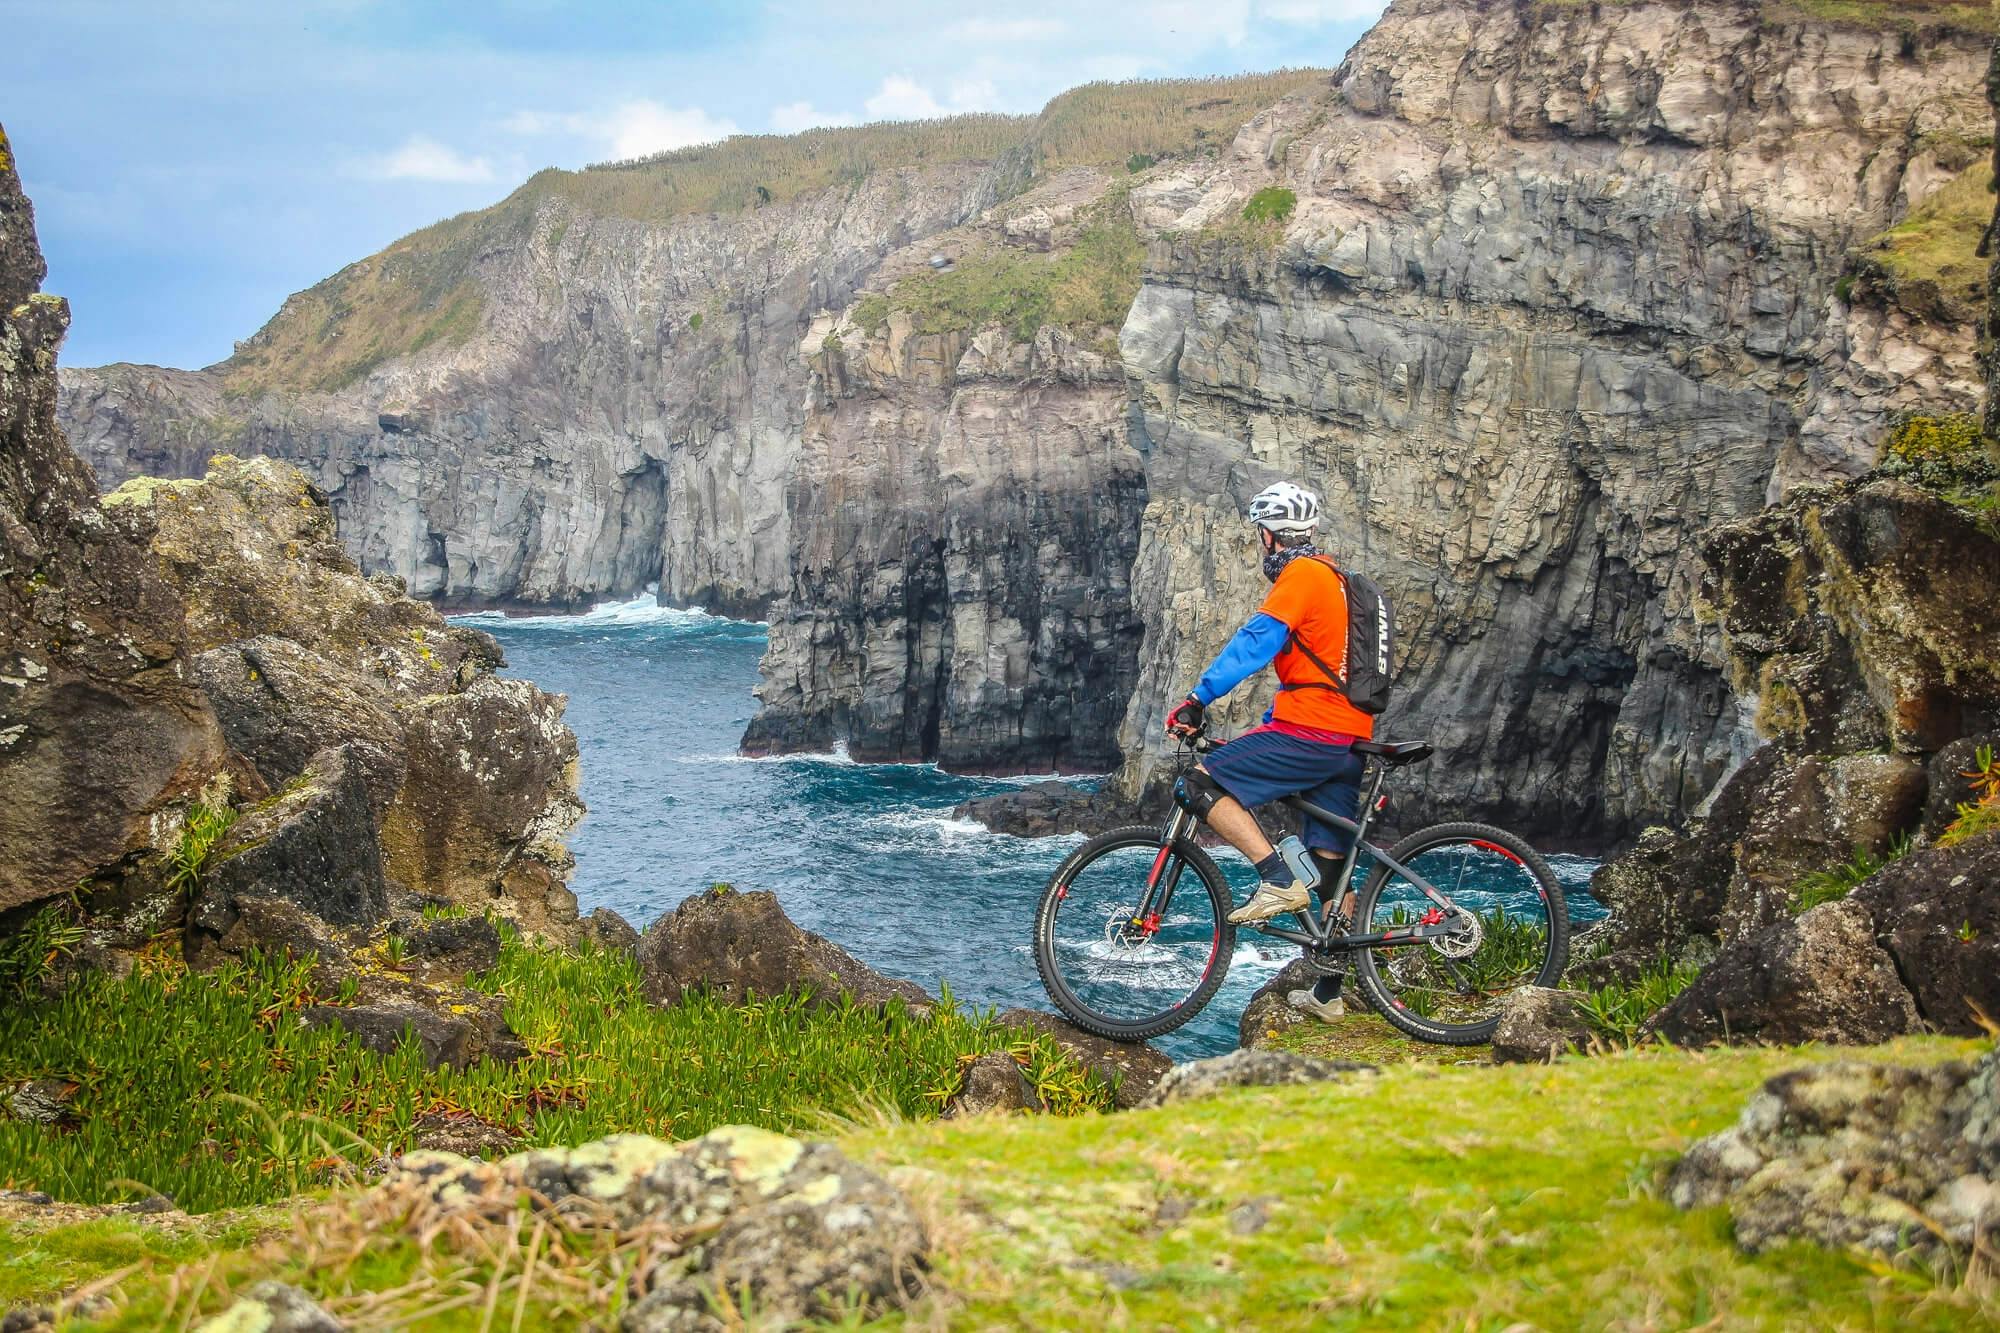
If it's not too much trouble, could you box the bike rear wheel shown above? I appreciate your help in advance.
[1033,825,1237,1042]
[1350,822,1568,1045]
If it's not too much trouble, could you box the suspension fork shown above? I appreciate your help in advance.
[1132,807,1193,931]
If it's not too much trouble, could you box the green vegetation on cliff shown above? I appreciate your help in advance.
[3,1038,1989,1329]
[875,210,1143,350]
[211,69,1325,396]
[0,933,1109,1213]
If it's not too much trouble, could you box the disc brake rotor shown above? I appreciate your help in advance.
[1429,908,1484,960]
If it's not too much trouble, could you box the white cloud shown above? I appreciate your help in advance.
[861,74,1005,123]
[355,135,496,183]
[503,100,738,160]
[769,101,860,134]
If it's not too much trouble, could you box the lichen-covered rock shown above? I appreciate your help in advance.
[1670,1049,1998,1264]
[1489,987,1596,1064]
[1702,479,2000,756]
[192,1281,343,1333]
[396,912,502,983]
[1650,899,1921,1047]
[1139,1048,1376,1107]
[1921,730,2000,840]
[298,1000,480,1071]
[1848,829,2000,1035]
[198,745,389,931]
[383,1126,926,1329]
[581,906,642,957]
[942,1052,1039,1118]
[636,887,932,1011]
[995,1008,1173,1109]
[108,457,586,936]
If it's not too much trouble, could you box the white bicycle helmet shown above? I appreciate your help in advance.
[1246,481,1321,536]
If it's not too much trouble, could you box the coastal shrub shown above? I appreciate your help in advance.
[163,801,237,897]
[851,292,890,336]
[1126,152,1155,173]
[1791,836,1909,915]
[1240,186,1297,225]
[1940,744,2000,849]
[686,311,701,332]
[0,933,1111,1212]
[1879,412,2000,506]
[1576,955,1702,1042]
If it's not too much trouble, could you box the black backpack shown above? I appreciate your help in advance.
[1275,556,1395,716]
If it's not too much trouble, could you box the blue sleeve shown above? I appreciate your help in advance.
[1191,613,1290,706]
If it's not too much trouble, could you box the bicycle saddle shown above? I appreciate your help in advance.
[1352,739,1434,766]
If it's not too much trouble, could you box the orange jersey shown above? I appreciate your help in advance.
[1257,556,1376,739]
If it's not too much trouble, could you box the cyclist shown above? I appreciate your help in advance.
[1164,480,1371,1022]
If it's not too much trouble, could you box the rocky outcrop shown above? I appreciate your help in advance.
[1671,1048,1998,1266]
[953,779,1145,838]
[1649,898,1922,1047]
[742,170,1150,771]
[1110,0,1990,843]
[59,161,1017,619]
[194,1282,342,1333]
[1138,1048,1375,1107]
[941,1052,1041,1118]
[1,135,584,979]
[382,1126,927,1329]
[994,1008,1174,1109]
[0,122,231,914]
[636,885,933,1011]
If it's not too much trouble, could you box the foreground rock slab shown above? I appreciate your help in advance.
[1490,987,1598,1064]
[1139,1049,1376,1108]
[383,1126,926,1330]
[1670,1048,1998,1266]
[194,1281,343,1333]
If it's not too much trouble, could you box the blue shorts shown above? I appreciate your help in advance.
[1200,727,1364,855]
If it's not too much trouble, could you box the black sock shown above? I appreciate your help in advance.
[1312,973,1345,1003]
[1253,851,1290,886]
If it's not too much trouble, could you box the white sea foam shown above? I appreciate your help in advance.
[453,592,764,629]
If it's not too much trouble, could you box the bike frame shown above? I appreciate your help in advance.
[1136,753,1466,954]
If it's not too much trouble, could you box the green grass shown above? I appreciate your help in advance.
[0,934,1111,1214]
[19,1038,1992,1329]
[1576,954,1704,1042]
[874,209,1143,347]
[1241,186,1296,225]
[0,903,84,1001]
[1855,162,1995,322]
[1792,835,1911,915]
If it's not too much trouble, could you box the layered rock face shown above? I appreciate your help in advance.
[1110,0,1989,842]
[0,126,232,913]
[0,132,584,958]
[743,172,1148,770]
[60,162,1013,616]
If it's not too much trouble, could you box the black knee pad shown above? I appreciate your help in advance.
[1174,769,1226,819]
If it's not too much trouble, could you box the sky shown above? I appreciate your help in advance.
[6,1,1387,371]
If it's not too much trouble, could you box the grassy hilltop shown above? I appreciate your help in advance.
[215,70,1327,396]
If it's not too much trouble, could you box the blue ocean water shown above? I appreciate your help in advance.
[458,596,1605,1058]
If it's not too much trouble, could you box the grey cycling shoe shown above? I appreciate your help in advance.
[1226,879,1311,924]
[1287,988,1346,1022]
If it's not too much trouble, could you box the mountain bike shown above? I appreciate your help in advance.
[1031,733,1568,1045]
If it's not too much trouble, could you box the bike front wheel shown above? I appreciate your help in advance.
[1032,825,1237,1042]
[1350,822,1569,1045]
